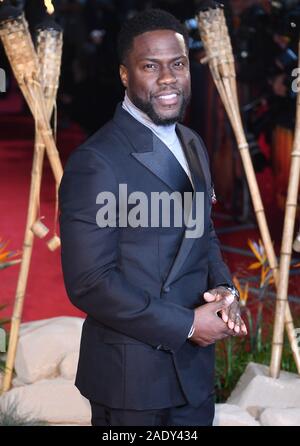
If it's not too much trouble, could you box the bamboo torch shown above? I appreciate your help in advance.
[0,4,62,185]
[36,15,62,116]
[270,41,300,378]
[1,5,63,393]
[196,2,300,374]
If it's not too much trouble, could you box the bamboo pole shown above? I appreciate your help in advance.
[0,12,63,184]
[1,21,63,393]
[1,141,46,393]
[196,5,300,374]
[270,41,300,378]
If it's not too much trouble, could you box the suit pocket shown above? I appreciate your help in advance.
[86,317,149,346]
[102,326,148,345]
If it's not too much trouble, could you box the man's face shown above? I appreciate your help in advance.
[120,29,191,126]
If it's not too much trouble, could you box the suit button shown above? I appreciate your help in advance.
[163,286,170,293]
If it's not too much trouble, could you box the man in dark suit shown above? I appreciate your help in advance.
[59,9,247,426]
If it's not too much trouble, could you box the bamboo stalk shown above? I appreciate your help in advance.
[0,13,63,184]
[1,20,63,393]
[270,41,300,378]
[1,140,45,393]
[197,5,300,374]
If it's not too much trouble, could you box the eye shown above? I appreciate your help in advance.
[173,61,185,69]
[143,63,157,71]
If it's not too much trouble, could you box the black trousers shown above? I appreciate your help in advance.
[90,395,215,426]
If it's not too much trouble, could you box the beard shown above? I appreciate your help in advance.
[130,90,191,126]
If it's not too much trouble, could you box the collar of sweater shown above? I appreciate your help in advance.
[122,92,178,147]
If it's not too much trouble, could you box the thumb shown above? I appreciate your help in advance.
[211,294,234,313]
[203,291,217,302]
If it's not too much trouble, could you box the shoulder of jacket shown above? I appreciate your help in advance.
[66,120,127,166]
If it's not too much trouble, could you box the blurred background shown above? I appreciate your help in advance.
[0,1,300,370]
[0,0,300,404]
[2,0,300,212]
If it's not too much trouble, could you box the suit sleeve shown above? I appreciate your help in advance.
[59,148,194,352]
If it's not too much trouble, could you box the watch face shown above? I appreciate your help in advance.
[232,288,239,299]
[225,286,239,299]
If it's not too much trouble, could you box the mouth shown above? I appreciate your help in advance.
[153,91,181,107]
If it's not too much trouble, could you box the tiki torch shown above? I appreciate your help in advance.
[36,11,63,253]
[0,3,62,184]
[270,40,300,377]
[196,1,300,374]
[1,3,63,393]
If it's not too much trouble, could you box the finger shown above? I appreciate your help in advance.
[221,307,229,323]
[233,316,247,337]
[233,314,241,334]
[227,303,239,331]
[203,292,217,303]
[218,321,235,337]
[212,295,234,313]
[228,305,239,331]
[212,317,233,337]
[227,308,237,330]
[241,319,248,335]
[228,319,235,330]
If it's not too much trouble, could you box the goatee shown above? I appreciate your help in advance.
[130,93,190,126]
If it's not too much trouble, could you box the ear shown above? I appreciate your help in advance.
[119,64,128,88]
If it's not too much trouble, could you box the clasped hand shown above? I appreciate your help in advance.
[189,286,247,347]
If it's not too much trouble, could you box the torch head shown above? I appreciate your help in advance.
[197,0,224,12]
[0,2,21,24]
[35,15,62,33]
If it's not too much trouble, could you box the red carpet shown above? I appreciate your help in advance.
[1,105,299,323]
[0,112,86,322]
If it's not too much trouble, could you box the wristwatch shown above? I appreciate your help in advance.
[223,285,240,301]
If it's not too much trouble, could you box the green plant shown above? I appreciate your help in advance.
[0,402,48,426]
[0,302,10,373]
[0,238,21,270]
[0,304,10,372]
[0,238,20,372]
[215,328,298,402]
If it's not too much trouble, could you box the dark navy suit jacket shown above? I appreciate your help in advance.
[59,104,233,410]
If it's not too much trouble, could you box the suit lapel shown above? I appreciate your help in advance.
[114,104,192,193]
[177,125,211,195]
[131,133,194,195]
[162,125,210,288]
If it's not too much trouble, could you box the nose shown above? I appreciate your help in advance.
[157,66,176,86]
